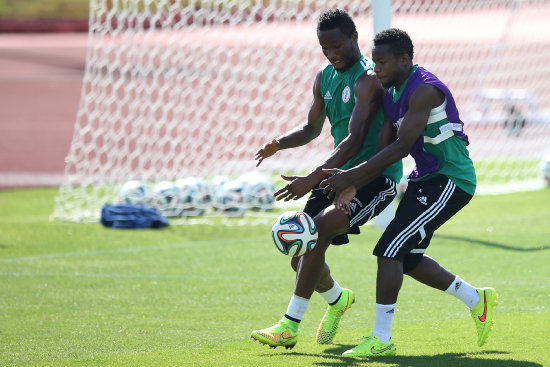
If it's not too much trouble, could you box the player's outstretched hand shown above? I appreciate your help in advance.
[254,138,279,167]
[273,174,312,202]
[320,168,357,215]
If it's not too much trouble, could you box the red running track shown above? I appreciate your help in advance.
[0,33,87,188]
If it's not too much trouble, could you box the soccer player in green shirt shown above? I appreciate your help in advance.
[250,9,402,349]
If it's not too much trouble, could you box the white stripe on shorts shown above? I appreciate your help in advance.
[349,178,396,227]
[383,179,456,258]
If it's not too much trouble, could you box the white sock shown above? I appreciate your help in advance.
[372,303,396,343]
[445,275,480,310]
[285,294,309,321]
[319,279,342,305]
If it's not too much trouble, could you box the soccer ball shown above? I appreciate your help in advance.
[151,181,183,217]
[175,177,212,216]
[240,173,276,210]
[213,180,247,217]
[271,211,318,257]
[119,180,150,205]
[542,157,550,185]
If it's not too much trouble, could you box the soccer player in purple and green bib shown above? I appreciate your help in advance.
[322,28,497,357]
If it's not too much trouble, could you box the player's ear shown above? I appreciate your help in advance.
[399,53,410,66]
[351,31,358,43]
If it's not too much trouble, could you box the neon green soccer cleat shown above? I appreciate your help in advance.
[342,335,396,357]
[250,317,298,349]
[471,287,498,347]
[316,288,355,344]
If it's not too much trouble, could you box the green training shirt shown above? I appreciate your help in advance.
[320,56,402,183]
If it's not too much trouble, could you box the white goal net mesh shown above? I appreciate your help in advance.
[53,0,550,222]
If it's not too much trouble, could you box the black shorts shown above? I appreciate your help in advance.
[304,176,397,245]
[373,174,473,272]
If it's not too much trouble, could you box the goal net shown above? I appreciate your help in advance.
[52,0,550,222]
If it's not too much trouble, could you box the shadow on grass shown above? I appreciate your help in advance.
[265,348,542,367]
[434,234,550,252]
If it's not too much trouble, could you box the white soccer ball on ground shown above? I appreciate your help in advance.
[151,181,183,217]
[213,179,247,217]
[271,211,318,257]
[542,157,550,185]
[239,173,276,210]
[175,177,212,216]
[118,180,150,205]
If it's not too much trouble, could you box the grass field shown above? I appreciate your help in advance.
[1,187,549,366]
[0,0,88,19]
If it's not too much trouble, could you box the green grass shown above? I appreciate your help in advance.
[1,187,549,366]
[0,0,89,19]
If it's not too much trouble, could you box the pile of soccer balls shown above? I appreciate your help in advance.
[117,173,276,217]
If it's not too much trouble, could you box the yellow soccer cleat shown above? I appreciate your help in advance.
[471,287,498,346]
[342,335,396,357]
[316,288,355,344]
[250,317,298,349]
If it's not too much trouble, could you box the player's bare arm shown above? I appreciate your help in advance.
[321,83,439,211]
[275,72,384,201]
[311,72,384,181]
[378,108,398,149]
[323,109,397,211]
[255,71,326,167]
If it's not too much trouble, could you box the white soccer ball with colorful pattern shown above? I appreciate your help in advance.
[119,180,150,205]
[213,179,247,217]
[542,157,550,185]
[271,211,318,257]
[151,181,184,217]
[175,177,212,216]
[239,173,276,210]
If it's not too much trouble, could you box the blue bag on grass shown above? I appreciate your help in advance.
[100,203,169,229]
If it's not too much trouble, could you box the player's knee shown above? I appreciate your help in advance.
[314,214,347,249]
[403,254,423,274]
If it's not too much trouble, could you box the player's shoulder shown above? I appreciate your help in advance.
[358,55,376,71]
[354,70,382,92]
[355,56,377,80]
[321,62,335,74]
[409,83,442,108]
[314,68,324,85]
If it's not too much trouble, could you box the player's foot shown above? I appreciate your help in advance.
[342,335,396,357]
[316,288,355,344]
[471,287,498,346]
[250,317,298,349]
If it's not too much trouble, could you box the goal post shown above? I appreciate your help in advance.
[52,0,550,222]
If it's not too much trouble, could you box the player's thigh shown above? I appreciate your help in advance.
[314,205,351,248]
[374,175,471,261]
[349,176,397,228]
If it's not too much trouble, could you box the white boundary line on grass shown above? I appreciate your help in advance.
[0,236,264,263]
[0,172,64,187]
[0,271,268,280]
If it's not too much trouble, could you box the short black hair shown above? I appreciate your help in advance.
[317,9,357,37]
[373,28,414,60]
